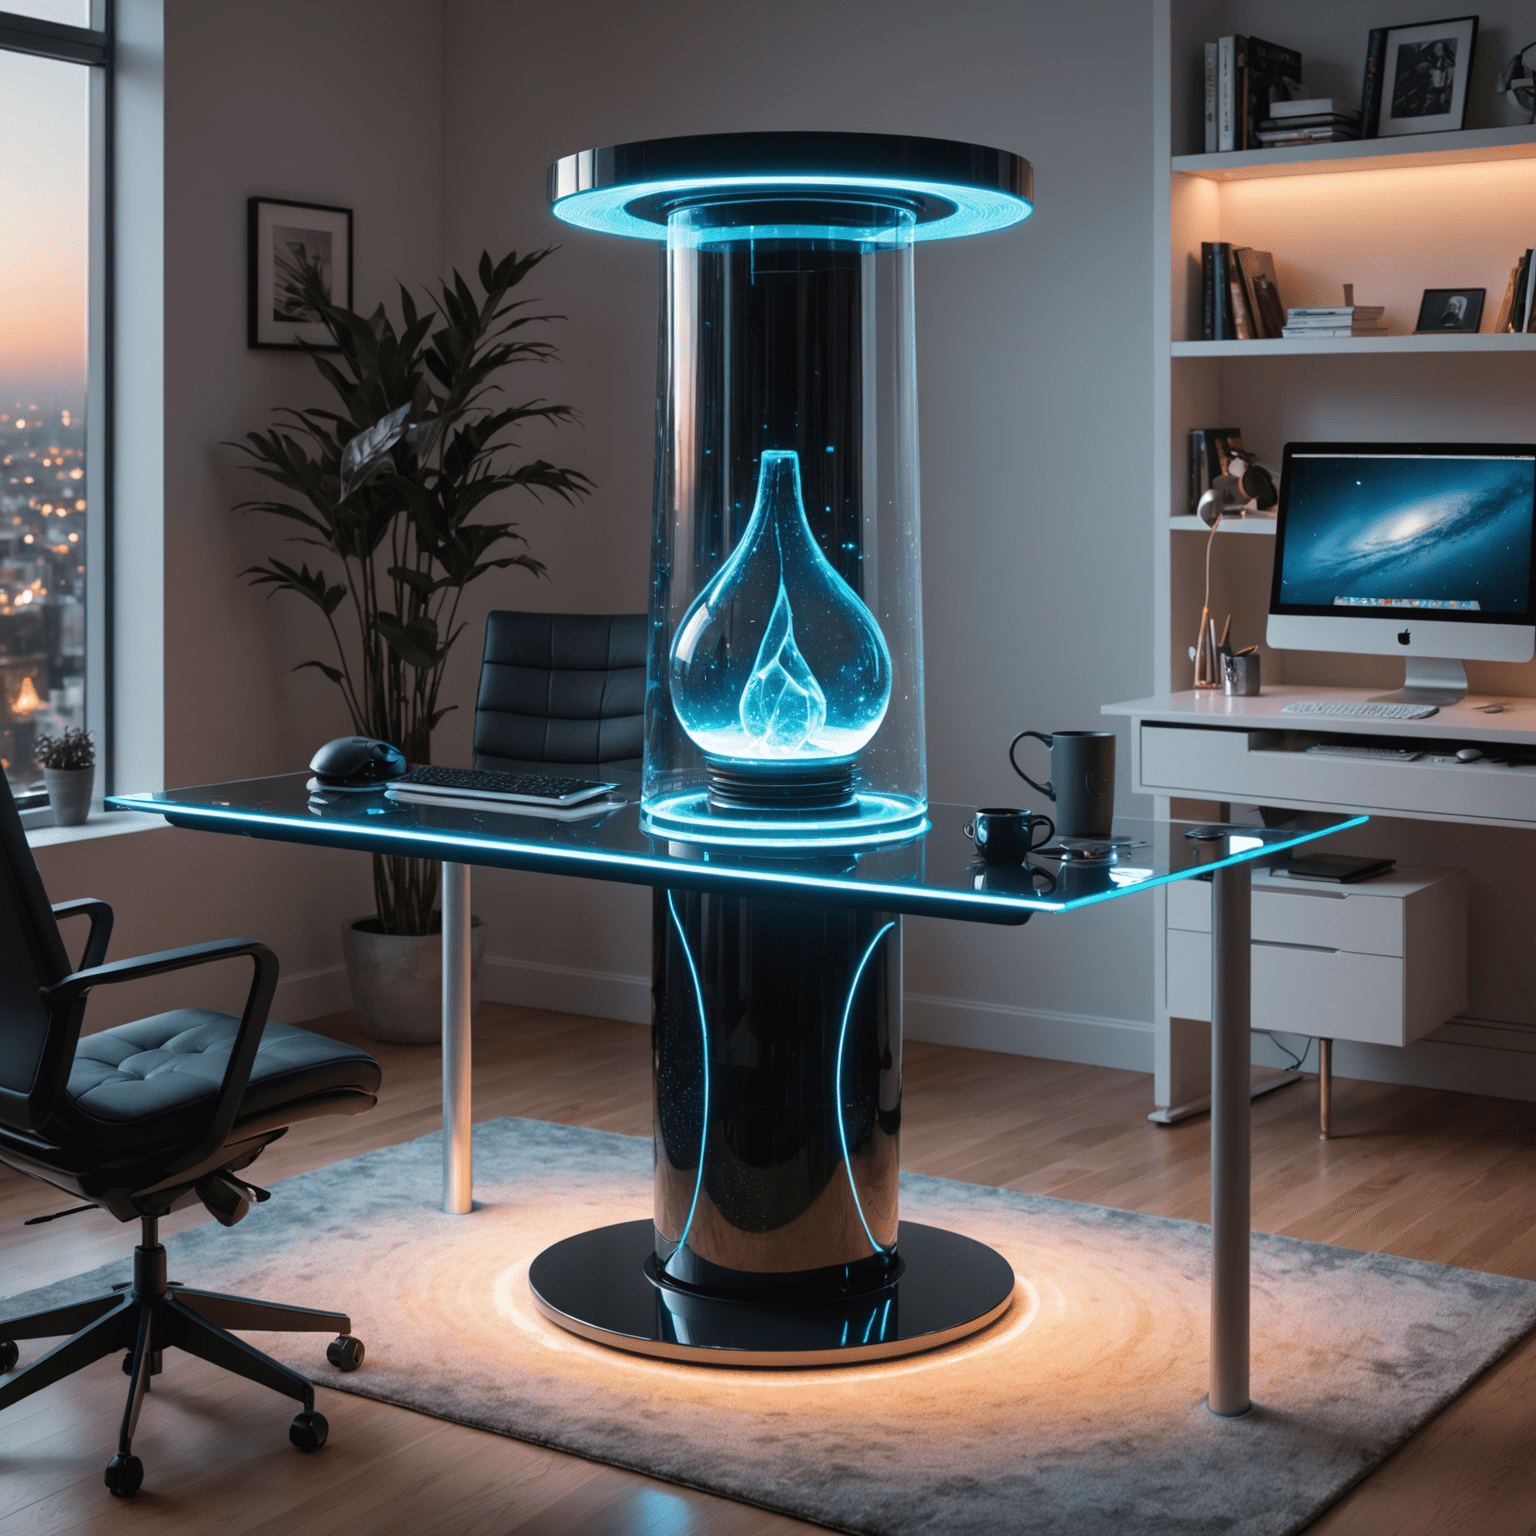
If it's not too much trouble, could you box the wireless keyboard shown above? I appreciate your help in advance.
[388,765,618,807]
[1281,700,1439,721]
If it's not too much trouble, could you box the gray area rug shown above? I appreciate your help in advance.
[6,1117,1535,1536]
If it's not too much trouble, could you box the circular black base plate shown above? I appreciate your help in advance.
[528,1219,1014,1367]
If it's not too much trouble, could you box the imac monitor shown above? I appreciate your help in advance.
[1267,442,1536,702]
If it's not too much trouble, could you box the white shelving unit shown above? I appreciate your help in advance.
[1174,334,1536,357]
[1143,0,1536,1114]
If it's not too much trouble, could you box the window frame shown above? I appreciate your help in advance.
[0,2,115,808]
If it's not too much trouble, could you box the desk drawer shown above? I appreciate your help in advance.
[1139,723,1536,826]
[1166,878,1403,955]
[1164,865,1465,1047]
[1166,928,1412,1047]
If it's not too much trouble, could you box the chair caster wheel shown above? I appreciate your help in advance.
[326,1335,364,1372]
[290,1410,328,1452]
[0,1339,17,1374]
[105,1454,143,1497]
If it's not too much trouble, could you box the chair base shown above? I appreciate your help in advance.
[0,1216,357,1496]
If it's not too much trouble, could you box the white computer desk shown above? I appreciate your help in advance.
[1103,685,1535,1120]
[1104,685,1536,830]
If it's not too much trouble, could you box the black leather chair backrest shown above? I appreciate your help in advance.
[473,612,646,771]
[0,774,77,1131]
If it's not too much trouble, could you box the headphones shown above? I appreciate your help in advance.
[1499,41,1536,121]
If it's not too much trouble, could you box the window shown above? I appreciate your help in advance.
[0,3,111,805]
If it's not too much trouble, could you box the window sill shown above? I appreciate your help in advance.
[25,807,169,850]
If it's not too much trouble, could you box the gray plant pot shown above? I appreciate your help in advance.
[43,766,94,827]
[341,914,487,1045]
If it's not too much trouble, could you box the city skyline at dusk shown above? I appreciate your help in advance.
[0,46,89,391]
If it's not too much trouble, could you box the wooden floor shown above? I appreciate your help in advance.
[3,1003,1536,1534]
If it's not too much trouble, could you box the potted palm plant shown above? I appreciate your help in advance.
[234,247,591,1041]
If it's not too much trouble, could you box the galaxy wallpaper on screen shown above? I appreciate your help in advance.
[1277,455,1535,613]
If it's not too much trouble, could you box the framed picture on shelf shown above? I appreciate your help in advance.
[1377,16,1478,136]
[1414,287,1486,332]
[247,197,353,349]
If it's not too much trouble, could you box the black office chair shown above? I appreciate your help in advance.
[473,610,646,774]
[0,774,382,1497]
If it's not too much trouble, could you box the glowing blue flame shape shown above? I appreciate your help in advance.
[670,450,892,763]
[739,580,827,751]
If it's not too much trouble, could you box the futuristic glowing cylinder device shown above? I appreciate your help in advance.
[549,133,1032,1339]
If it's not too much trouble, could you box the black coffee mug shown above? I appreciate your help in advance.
[964,806,1055,865]
[1009,730,1116,839]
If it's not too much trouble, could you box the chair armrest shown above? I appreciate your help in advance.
[43,937,281,1179]
[51,899,114,971]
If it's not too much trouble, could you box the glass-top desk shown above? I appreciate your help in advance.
[112,774,1365,1412]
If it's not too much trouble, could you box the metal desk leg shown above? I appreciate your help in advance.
[1209,861,1251,1417]
[441,861,473,1214]
[1318,1038,1333,1141]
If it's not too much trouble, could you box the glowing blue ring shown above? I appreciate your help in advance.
[551,174,1031,243]
[641,790,928,851]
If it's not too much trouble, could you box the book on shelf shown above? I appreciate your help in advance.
[1235,248,1285,337]
[1258,113,1358,130]
[1188,427,1245,515]
[1281,325,1388,337]
[1201,246,1285,339]
[1512,251,1536,334]
[1217,36,1243,152]
[1242,35,1304,150]
[1268,97,1356,120]
[1255,127,1360,145]
[1284,304,1386,339]
[1204,42,1218,153]
[1202,242,1230,339]
[1286,305,1385,320]
[1206,33,1305,152]
[1359,28,1387,138]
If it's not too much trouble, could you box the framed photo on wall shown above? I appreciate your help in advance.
[247,197,353,349]
[1377,16,1478,136]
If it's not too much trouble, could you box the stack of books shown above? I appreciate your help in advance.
[1494,251,1536,333]
[1203,34,1303,152]
[1201,245,1286,339]
[1255,98,1359,146]
[1282,305,1387,339]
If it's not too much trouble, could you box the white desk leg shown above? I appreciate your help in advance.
[1209,860,1251,1417]
[441,860,473,1214]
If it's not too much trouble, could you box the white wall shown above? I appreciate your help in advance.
[437,0,1161,1060]
[35,0,447,1027]
[40,0,1164,1067]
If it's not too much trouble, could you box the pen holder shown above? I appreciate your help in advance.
[1222,652,1261,696]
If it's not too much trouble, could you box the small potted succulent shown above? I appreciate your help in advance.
[35,726,95,827]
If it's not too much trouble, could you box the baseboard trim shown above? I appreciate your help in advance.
[904,993,1154,1073]
[274,964,353,1023]
[481,955,651,1025]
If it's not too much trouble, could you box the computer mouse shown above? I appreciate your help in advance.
[309,736,408,786]
[1455,747,1483,762]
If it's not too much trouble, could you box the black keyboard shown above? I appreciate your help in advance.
[389,766,618,807]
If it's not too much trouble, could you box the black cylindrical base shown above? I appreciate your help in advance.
[529,1218,1014,1366]
[653,890,900,1300]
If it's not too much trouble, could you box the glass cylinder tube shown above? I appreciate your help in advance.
[643,198,925,847]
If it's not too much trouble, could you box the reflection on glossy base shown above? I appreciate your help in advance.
[528,1218,1015,1366]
